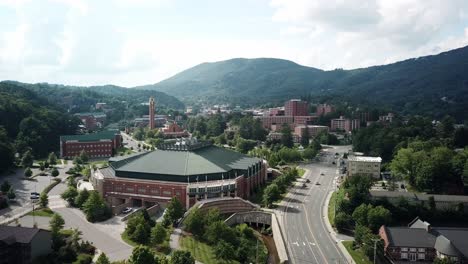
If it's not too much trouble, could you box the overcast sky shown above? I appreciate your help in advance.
[1,0,467,87]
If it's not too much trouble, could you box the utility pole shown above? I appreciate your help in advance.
[373,238,379,264]
[256,238,258,264]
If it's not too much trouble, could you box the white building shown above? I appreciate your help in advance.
[347,156,382,178]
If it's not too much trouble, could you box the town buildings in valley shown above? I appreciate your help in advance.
[91,139,266,212]
[74,112,107,130]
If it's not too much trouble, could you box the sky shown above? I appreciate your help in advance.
[1,0,467,87]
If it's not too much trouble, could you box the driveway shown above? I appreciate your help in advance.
[50,195,133,262]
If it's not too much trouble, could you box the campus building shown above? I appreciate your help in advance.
[161,123,190,138]
[0,226,52,264]
[285,99,309,116]
[60,130,122,159]
[316,104,335,116]
[379,218,468,263]
[91,139,266,211]
[294,125,329,138]
[74,112,107,130]
[330,116,360,132]
[347,156,382,178]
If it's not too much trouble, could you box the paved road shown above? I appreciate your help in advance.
[280,145,351,264]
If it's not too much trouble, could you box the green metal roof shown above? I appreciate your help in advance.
[110,145,261,180]
[60,130,119,142]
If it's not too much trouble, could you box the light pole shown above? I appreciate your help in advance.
[372,238,380,264]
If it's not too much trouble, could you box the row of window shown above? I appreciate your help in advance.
[400,253,425,260]
[68,144,111,149]
[113,186,181,196]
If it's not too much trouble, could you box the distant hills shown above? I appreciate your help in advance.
[139,46,468,120]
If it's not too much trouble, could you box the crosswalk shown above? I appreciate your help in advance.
[48,195,67,209]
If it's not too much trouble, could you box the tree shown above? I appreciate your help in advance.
[151,223,167,245]
[164,197,185,225]
[39,162,45,171]
[334,212,352,232]
[367,206,392,232]
[79,150,89,163]
[128,246,156,264]
[300,127,310,147]
[213,240,235,261]
[280,124,294,148]
[352,204,372,226]
[132,223,150,244]
[170,250,195,264]
[434,257,457,264]
[1,181,11,193]
[48,152,58,165]
[40,192,48,207]
[354,224,372,245]
[24,167,32,177]
[428,196,436,211]
[51,167,59,177]
[44,161,49,169]
[21,150,34,168]
[61,186,78,206]
[235,138,257,153]
[302,147,317,160]
[183,208,204,237]
[7,188,15,200]
[74,189,90,208]
[50,213,65,250]
[263,183,281,208]
[82,191,110,222]
[96,253,111,264]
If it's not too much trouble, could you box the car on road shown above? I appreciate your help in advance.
[30,192,40,200]
[302,183,307,188]
[122,207,133,214]
[320,172,324,176]
[315,182,321,185]
[306,179,311,183]
[332,161,336,165]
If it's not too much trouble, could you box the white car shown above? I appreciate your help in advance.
[122,207,133,214]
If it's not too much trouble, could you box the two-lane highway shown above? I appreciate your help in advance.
[280,146,350,264]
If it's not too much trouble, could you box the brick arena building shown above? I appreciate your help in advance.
[91,139,266,211]
[60,130,122,159]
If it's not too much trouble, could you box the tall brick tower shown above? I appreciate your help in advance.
[149,97,155,129]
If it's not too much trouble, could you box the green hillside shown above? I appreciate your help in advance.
[140,46,468,120]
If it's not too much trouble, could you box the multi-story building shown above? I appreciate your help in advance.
[0,226,52,264]
[60,130,122,159]
[257,116,294,130]
[316,104,335,116]
[379,218,468,263]
[267,107,285,116]
[294,125,329,138]
[330,116,360,132]
[91,139,266,211]
[74,112,107,130]
[379,113,395,123]
[161,123,190,138]
[267,132,301,143]
[347,156,381,178]
[285,99,309,116]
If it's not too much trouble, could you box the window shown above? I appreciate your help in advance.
[418,248,425,253]
[401,253,408,259]
[163,190,172,196]
[410,248,416,252]
[138,188,146,193]
[126,187,134,192]
[115,186,122,192]
[401,248,408,252]
[418,253,425,260]
[151,189,159,195]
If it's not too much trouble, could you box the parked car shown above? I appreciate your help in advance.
[306,179,311,183]
[30,192,40,200]
[315,182,321,185]
[320,172,325,176]
[122,207,133,214]
[302,183,307,188]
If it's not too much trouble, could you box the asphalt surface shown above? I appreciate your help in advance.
[280,145,351,264]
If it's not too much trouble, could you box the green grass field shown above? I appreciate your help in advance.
[298,168,306,177]
[180,236,238,264]
[27,207,55,217]
[342,241,372,264]
[328,191,337,226]
[121,231,139,247]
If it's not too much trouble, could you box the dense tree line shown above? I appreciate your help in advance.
[184,208,268,263]
[0,83,81,173]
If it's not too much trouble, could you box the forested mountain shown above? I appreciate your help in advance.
[0,82,81,173]
[140,46,468,120]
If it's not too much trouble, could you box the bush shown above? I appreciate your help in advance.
[334,212,352,232]
[72,254,92,264]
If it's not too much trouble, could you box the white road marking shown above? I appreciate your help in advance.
[293,242,300,246]
[303,242,306,246]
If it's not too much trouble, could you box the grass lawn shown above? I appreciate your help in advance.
[328,191,337,227]
[298,168,306,177]
[60,229,74,237]
[89,160,109,168]
[27,207,55,217]
[121,231,139,247]
[342,241,372,264]
[180,236,238,264]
